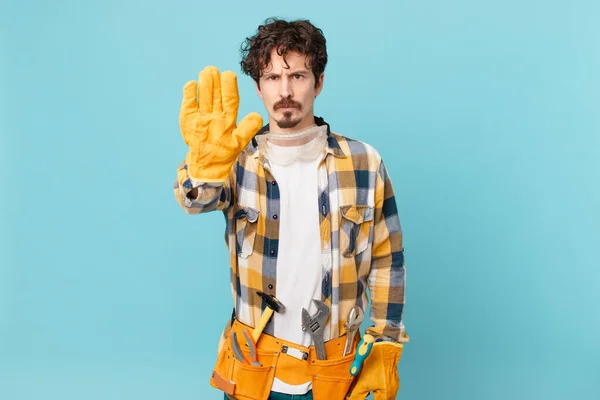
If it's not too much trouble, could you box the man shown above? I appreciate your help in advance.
[174,18,409,400]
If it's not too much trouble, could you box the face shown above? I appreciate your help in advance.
[255,49,324,132]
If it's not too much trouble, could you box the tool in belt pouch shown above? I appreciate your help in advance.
[210,302,366,400]
[343,306,364,357]
[253,292,286,344]
[210,292,285,400]
[301,301,360,400]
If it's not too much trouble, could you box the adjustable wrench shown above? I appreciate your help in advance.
[301,299,329,360]
[343,306,364,356]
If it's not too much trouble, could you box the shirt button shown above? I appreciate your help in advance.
[271,181,277,186]
[268,284,274,290]
[273,214,278,220]
[270,249,276,255]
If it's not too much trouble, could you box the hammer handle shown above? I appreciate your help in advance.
[252,307,274,343]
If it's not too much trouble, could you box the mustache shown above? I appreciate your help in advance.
[274,99,302,110]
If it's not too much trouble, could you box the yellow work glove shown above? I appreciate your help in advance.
[179,66,263,182]
[347,341,404,400]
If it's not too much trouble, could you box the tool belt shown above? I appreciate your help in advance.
[210,319,359,400]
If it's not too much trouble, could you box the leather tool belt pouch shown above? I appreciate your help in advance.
[210,319,359,400]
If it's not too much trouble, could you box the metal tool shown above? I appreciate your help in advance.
[242,328,261,366]
[231,332,248,364]
[301,299,329,360]
[253,291,286,343]
[343,306,364,356]
[350,334,374,376]
[231,329,262,367]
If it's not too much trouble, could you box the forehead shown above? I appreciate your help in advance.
[262,49,311,73]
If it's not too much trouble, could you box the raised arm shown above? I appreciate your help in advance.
[173,66,262,214]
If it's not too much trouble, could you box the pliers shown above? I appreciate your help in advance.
[231,328,261,366]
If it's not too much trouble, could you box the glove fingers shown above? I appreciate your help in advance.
[180,80,198,116]
[210,67,223,114]
[221,71,240,116]
[233,112,263,147]
[198,66,215,115]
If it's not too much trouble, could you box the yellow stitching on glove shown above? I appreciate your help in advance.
[179,66,263,182]
[348,342,404,400]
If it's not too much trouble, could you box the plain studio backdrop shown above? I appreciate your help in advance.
[1,1,598,399]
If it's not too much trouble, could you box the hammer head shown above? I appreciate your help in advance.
[256,291,286,313]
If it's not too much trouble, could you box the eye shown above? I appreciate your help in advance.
[293,74,303,79]
[267,75,278,81]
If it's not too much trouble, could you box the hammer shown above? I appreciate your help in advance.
[252,291,286,343]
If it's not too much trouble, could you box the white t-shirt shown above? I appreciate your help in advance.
[267,140,323,395]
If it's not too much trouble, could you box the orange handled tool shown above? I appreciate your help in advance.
[242,328,261,366]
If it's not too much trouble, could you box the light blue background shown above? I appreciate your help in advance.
[1,0,599,399]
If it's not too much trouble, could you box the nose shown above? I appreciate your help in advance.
[279,76,293,99]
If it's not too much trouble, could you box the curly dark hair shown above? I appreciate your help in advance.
[240,18,327,88]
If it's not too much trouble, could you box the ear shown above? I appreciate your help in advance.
[315,73,324,97]
[254,80,263,99]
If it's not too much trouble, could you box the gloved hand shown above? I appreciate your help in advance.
[179,66,263,182]
[347,341,404,400]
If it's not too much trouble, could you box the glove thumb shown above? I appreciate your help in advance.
[233,112,263,148]
[347,383,369,400]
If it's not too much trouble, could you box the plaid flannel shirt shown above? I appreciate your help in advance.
[174,117,408,343]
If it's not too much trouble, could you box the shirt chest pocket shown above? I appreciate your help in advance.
[340,205,374,258]
[235,206,260,259]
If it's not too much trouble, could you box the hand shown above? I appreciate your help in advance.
[347,342,404,400]
[179,66,263,182]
